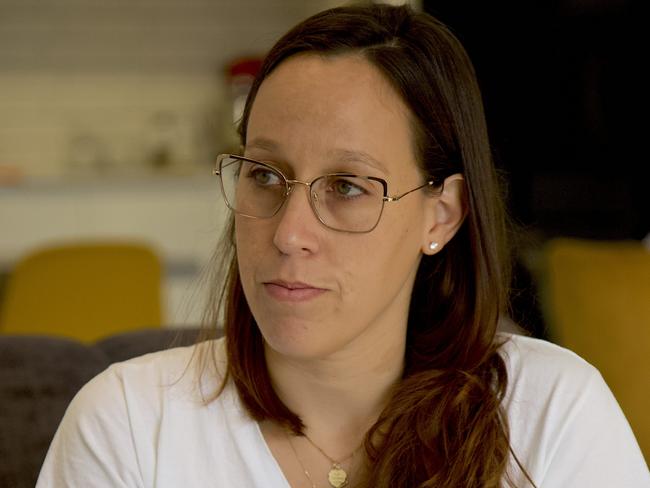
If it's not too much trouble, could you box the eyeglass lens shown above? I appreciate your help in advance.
[218,156,386,232]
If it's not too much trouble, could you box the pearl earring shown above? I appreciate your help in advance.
[429,242,439,252]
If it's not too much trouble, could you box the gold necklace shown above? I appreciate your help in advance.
[303,432,355,488]
[285,430,358,488]
[285,430,317,488]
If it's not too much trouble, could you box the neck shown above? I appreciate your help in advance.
[264,333,406,457]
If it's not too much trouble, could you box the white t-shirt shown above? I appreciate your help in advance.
[36,334,650,487]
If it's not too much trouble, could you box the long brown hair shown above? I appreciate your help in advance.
[199,4,530,487]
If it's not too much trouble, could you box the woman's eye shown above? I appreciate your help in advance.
[248,167,282,186]
[332,178,365,198]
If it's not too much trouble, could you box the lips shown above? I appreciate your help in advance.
[262,279,327,302]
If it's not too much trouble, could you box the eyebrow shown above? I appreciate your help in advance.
[246,137,389,175]
[245,137,279,153]
[329,148,389,175]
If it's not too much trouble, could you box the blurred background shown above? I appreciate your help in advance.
[0,0,358,326]
[425,0,647,338]
[1,0,646,329]
[0,0,648,480]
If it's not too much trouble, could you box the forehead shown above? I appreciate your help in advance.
[245,53,418,177]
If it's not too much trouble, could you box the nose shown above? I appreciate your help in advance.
[272,181,321,255]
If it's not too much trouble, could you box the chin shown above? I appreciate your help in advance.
[257,318,341,361]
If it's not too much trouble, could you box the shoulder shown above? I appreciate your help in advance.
[36,337,234,487]
[496,333,603,438]
[496,333,650,486]
[111,334,227,374]
[497,332,610,433]
[107,335,227,386]
[66,337,228,426]
[497,332,598,391]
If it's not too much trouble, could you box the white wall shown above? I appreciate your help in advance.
[0,0,341,179]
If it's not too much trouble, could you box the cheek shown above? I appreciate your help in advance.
[235,218,267,286]
[365,209,423,286]
[338,220,420,301]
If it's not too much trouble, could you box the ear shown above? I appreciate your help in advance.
[421,173,466,255]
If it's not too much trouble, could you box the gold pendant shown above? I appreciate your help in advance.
[328,464,348,488]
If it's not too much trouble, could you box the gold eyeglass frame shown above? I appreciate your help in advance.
[213,154,439,233]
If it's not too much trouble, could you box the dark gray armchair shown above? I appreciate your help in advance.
[0,327,205,488]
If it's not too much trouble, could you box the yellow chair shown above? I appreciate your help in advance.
[0,242,162,342]
[540,238,650,462]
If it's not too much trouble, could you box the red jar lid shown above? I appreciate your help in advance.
[227,58,263,79]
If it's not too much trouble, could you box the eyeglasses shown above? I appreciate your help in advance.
[213,154,438,233]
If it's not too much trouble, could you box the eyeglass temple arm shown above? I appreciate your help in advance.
[384,180,437,202]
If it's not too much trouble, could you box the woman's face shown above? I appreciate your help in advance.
[236,54,435,361]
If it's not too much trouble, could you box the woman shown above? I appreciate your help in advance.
[37,4,648,487]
